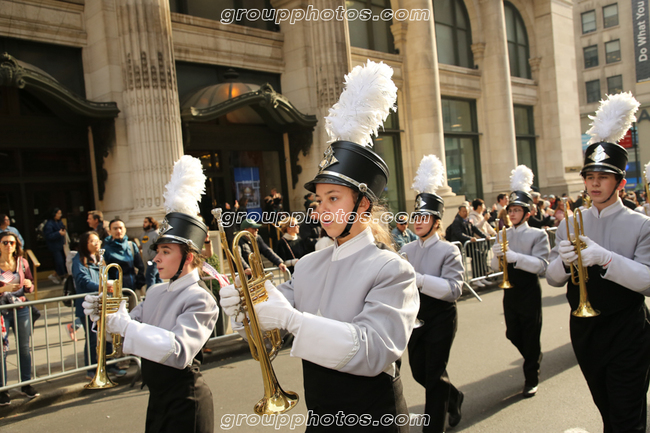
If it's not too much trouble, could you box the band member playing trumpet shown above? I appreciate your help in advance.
[220,61,419,432]
[490,165,550,398]
[400,155,465,432]
[547,93,650,433]
[83,156,219,433]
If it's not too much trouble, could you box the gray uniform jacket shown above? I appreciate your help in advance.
[276,228,419,378]
[400,234,464,301]
[547,199,650,295]
[491,222,550,275]
[125,269,219,369]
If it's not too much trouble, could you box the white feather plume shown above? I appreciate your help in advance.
[163,155,206,215]
[586,92,640,144]
[325,60,397,147]
[510,165,534,193]
[645,161,650,184]
[412,154,445,194]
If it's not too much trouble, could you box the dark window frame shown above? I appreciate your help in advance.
[605,39,621,63]
[347,0,396,54]
[603,3,619,28]
[513,105,538,188]
[169,0,279,32]
[504,2,531,79]
[583,45,599,69]
[586,79,601,103]
[433,0,474,68]
[607,75,623,94]
[581,10,597,34]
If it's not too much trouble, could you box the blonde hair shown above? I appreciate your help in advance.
[367,204,395,252]
[277,216,298,234]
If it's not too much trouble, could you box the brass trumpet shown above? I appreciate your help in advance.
[495,220,512,289]
[213,210,298,415]
[86,250,128,389]
[562,198,599,318]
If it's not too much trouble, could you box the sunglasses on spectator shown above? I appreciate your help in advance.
[2,240,15,246]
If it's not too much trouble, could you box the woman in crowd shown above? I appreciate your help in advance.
[273,216,308,274]
[0,231,39,403]
[43,208,67,284]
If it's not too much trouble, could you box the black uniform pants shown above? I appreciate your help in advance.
[571,304,650,433]
[408,304,460,433]
[503,284,542,387]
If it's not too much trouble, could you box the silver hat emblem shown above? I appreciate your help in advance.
[415,196,426,211]
[588,144,609,163]
[158,218,173,235]
[510,192,518,202]
[318,146,339,173]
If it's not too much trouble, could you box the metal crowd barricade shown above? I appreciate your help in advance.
[0,289,141,393]
[545,227,558,249]
[203,266,292,342]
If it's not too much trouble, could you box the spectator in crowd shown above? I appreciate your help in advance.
[489,193,509,223]
[618,189,637,210]
[0,231,39,403]
[87,210,108,242]
[304,192,316,212]
[299,202,320,253]
[447,205,487,243]
[72,231,126,379]
[553,198,573,227]
[140,217,162,289]
[468,199,496,237]
[315,230,335,251]
[264,188,283,214]
[43,207,67,284]
[274,216,308,274]
[497,207,511,229]
[0,214,24,248]
[103,218,145,291]
[391,214,418,249]
[528,193,553,228]
[238,218,287,273]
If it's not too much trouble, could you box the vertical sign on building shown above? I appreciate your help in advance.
[634,0,650,82]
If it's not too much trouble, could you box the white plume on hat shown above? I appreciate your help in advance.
[412,154,445,195]
[645,160,650,184]
[325,60,398,147]
[510,165,534,193]
[586,92,640,145]
[163,155,206,215]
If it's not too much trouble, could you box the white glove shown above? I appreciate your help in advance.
[505,250,521,263]
[255,280,303,334]
[415,272,424,289]
[219,277,246,323]
[82,294,100,322]
[558,240,578,266]
[105,300,132,337]
[492,242,504,257]
[579,236,613,268]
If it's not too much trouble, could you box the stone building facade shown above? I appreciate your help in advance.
[0,0,584,262]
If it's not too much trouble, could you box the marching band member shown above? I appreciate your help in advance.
[221,61,419,432]
[400,155,464,432]
[546,93,650,432]
[491,165,550,398]
[84,156,219,433]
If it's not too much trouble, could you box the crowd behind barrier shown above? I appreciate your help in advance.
[0,268,291,393]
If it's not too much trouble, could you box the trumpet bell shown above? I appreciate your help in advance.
[571,302,600,318]
[85,368,117,389]
[255,388,299,415]
[499,279,513,289]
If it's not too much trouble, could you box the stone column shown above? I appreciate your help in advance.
[115,0,183,221]
[533,0,584,196]
[477,0,517,195]
[398,0,453,199]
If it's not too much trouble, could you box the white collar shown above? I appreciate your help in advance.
[512,221,529,232]
[332,227,374,261]
[283,233,298,241]
[590,198,624,219]
[418,232,440,248]
[167,268,200,292]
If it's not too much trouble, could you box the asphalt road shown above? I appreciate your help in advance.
[1,280,647,432]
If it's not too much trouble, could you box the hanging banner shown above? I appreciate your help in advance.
[634,0,650,82]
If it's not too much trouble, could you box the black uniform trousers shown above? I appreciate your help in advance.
[302,360,408,432]
[408,296,461,433]
[503,266,542,388]
[141,357,214,433]
[568,269,650,433]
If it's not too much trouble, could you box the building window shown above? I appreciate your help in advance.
[607,75,623,94]
[514,106,538,187]
[169,0,279,31]
[582,10,597,34]
[441,98,482,199]
[583,45,599,69]
[605,39,621,63]
[433,0,473,68]
[504,2,531,79]
[603,4,618,28]
[372,111,405,212]
[586,80,601,103]
[347,0,395,53]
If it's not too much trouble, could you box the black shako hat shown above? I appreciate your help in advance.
[580,142,628,177]
[304,141,389,202]
[507,190,533,210]
[155,212,208,253]
[414,193,445,219]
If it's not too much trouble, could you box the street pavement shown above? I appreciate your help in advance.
[1,279,648,432]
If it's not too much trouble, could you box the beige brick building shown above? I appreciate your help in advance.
[0,0,585,267]
[573,0,650,191]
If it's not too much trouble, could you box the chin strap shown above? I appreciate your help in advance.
[170,249,188,283]
[604,177,624,204]
[422,215,438,239]
[336,194,367,240]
